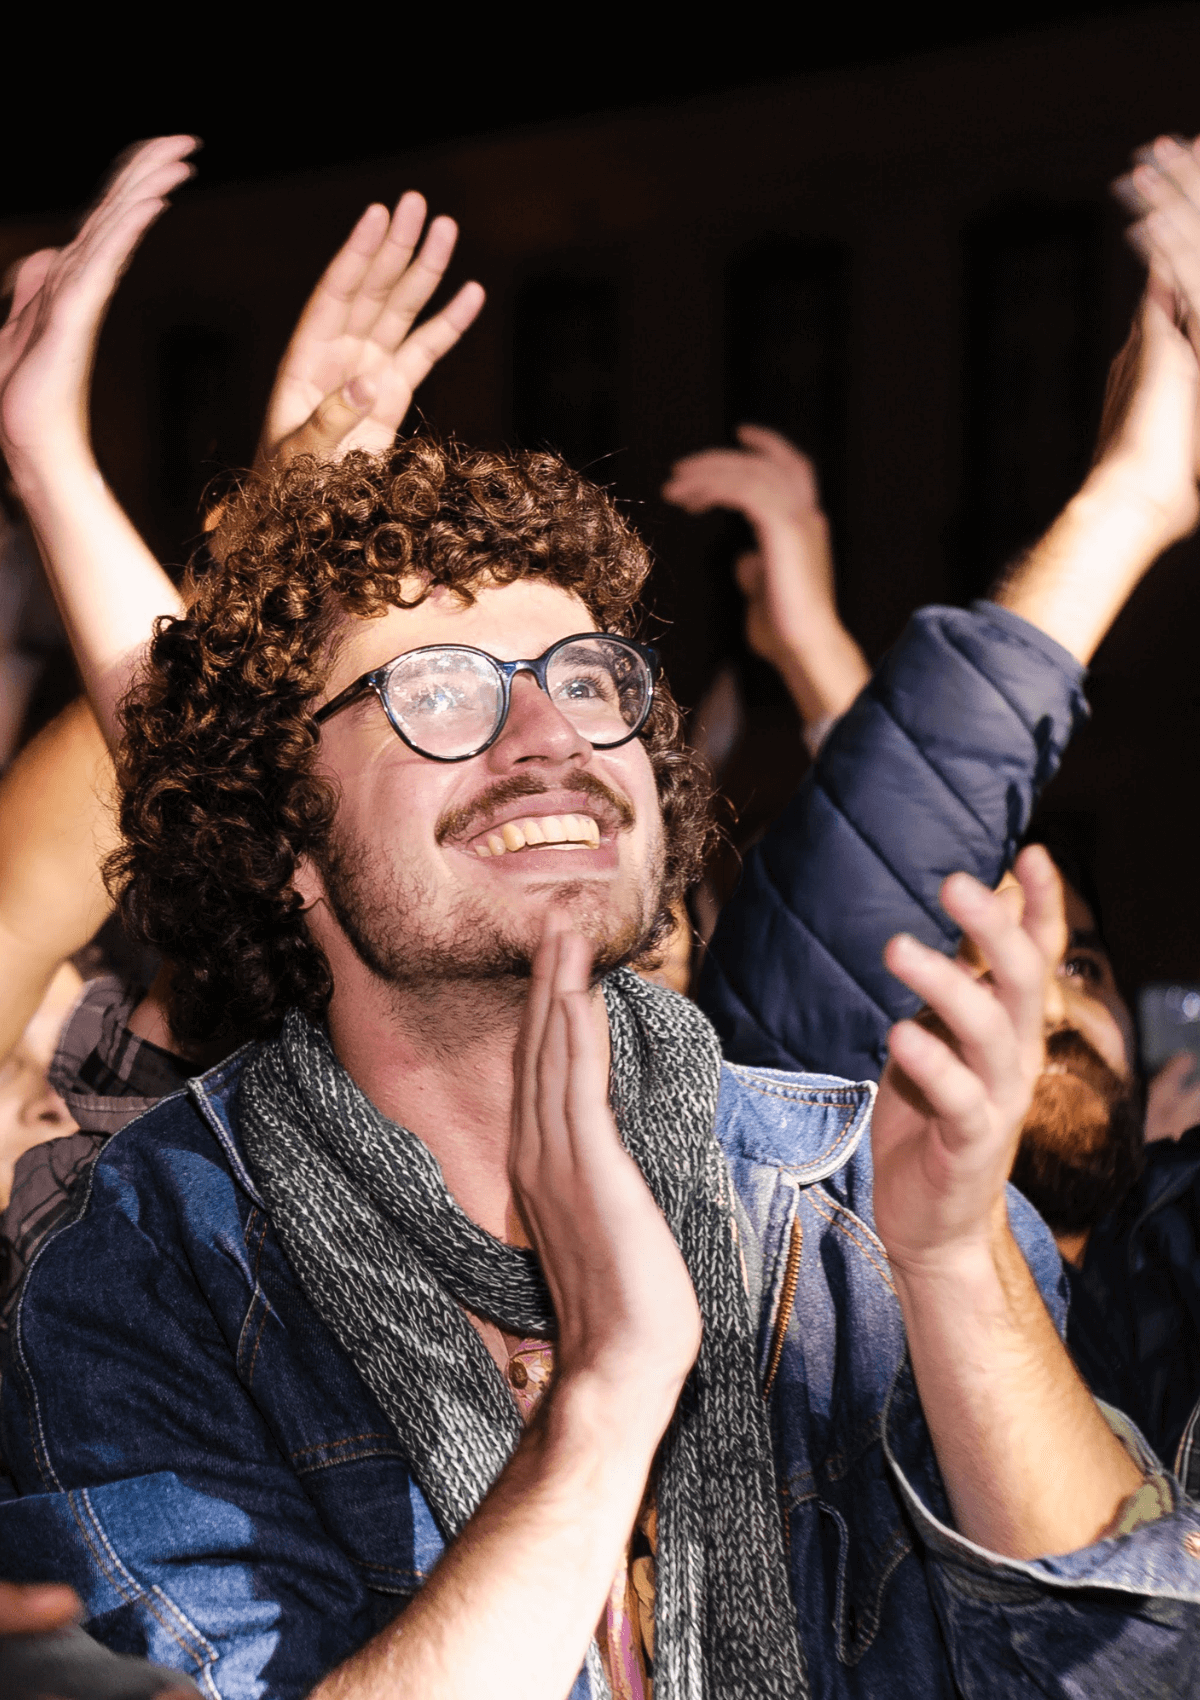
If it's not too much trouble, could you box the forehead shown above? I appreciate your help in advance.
[325,577,598,698]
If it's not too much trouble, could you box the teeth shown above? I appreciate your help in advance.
[472,813,601,857]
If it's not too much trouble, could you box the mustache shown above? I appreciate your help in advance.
[435,771,636,846]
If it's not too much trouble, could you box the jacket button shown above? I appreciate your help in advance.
[1185,1532,1200,1559]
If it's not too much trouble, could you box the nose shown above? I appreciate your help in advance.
[1042,970,1067,1029]
[486,671,591,770]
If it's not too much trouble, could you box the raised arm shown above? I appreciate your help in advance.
[696,156,1200,1080]
[874,846,1142,1555]
[0,139,196,744]
[0,697,117,1062]
[0,141,485,750]
[313,920,697,1700]
[662,424,869,745]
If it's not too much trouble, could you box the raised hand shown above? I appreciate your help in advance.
[871,846,1060,1279]
[663,424,868,731]
[257,194,485,467]
[0,136,197,468]
[510,915,701,1425]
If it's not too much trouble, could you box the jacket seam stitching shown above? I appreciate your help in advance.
[69,1490,218,1682]
[290,1431,400,1458]
[807,1191,896,1294]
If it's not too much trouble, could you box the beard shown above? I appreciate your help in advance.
[1009,1026,1144,1234]
[316,814,666,992]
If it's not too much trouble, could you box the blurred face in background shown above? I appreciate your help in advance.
[1009,877,1142,1242]
[0,963,80,1209]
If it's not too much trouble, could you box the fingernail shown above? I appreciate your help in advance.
[342,376,374,412]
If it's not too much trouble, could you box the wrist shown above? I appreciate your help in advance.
[548,1361,682,1463]
[1074,459,1197,556]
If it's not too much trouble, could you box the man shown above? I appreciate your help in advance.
[669,132,1200,1477]
[4,425,1198,1697]
[0,142,1197,1698]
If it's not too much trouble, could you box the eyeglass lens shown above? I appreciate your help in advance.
[383,637,651,759]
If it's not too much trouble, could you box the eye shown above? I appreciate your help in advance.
[1061,953,1102,985]
[554,668,616,703]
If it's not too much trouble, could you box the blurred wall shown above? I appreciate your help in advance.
[3,4,1200,996]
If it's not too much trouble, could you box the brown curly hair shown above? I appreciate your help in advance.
[110,437,713,1045]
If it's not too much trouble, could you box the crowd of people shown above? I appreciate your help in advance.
[1,127,1200,1696]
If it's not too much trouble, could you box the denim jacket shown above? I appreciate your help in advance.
[2,1049,1198,1699]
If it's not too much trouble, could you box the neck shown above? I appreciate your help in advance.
[325,966,528,1239]
[1054,1227,1089,1269]
[324,955,611,1245]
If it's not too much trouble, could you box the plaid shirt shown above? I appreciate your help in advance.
[0,976,191,1333]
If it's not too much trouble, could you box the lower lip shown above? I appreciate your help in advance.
[464,840,619,871]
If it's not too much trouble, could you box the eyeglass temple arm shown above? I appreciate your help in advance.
[312,673,377,728]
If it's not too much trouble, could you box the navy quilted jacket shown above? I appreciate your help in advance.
[696,602,1088,1080]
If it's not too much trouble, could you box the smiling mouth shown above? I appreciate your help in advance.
[473,813,601,857]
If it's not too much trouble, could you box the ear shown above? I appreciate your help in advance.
[293,854,326,913]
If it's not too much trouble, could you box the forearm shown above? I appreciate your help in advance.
[8,438,182,746]
[773,603,870,732]
[311,1377,659,1700]
[894,1228,1142,1559]
[992,467,1180,666]
[0,698,117,1058]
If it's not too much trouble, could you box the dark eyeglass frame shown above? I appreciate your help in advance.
[312,631,661,763]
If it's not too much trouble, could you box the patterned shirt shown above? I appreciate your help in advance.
[1,976,192,1332]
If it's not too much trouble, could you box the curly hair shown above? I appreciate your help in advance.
[110,437,713,1045]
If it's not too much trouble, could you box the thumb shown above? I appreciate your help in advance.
[734,549,765,597]
[268,376,377,468]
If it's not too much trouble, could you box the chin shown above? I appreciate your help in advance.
[510,879,656,972]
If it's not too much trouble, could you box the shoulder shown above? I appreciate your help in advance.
[715,1060,875,1180]
[14,1047,263,1332]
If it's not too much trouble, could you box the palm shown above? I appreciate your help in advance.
[0,138,196,460]
[259,193,485,464]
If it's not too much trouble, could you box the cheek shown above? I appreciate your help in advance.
[1065,986,1135,1078]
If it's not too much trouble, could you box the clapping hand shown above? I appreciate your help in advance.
[510,915,701,1429]
[871,846,1060,1282]
[0,137,197,468]
[257,194,485,468]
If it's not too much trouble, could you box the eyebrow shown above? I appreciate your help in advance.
[1068,928,1106,952]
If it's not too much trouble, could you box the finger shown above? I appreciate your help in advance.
[1011,844,1067,970]
[514,911,571,1141]
[936,871,1047,1052]
[0,1580,82,1634]
[286,204,393,350]
[662,449,761,512]
[97,135,199,204]
[563,982,618,1162]
[358,213,462,350]
[884,929,1020,1097]
[886,1017,990,1149]
[268,376,378,467]
[343,192,431,341]
[70,151,196,268]
[735,422,820,500]
[4,248,56,319]
[380,280,485,402]
[734,549,765,596]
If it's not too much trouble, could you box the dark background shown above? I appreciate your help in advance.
[3,3,1200,998]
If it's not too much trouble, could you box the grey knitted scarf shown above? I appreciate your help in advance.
[238,970,808,1699]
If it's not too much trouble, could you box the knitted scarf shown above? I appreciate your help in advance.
[238,970,808,1699]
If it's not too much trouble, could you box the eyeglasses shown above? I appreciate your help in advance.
[313,632,660,763]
